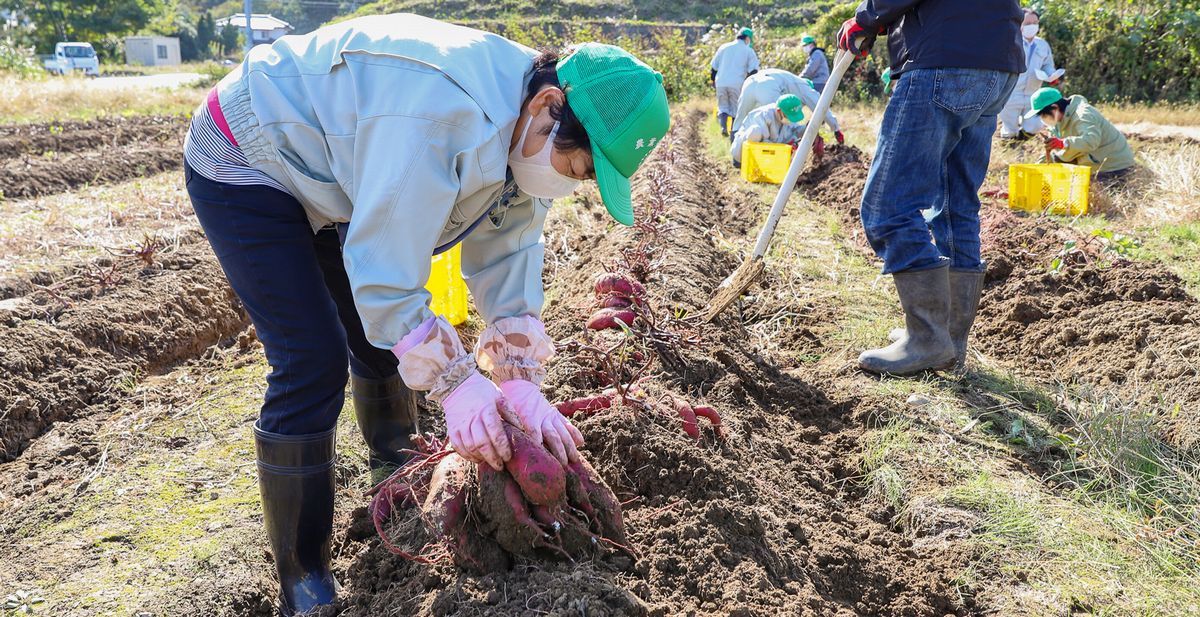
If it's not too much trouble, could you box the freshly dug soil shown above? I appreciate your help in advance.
[974,207,1200,449]
[798,143,1200,450]
[0,116,188,199]
[0,232,248,461]
[328,112,970,616]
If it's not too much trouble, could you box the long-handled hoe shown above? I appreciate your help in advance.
[703,49,857,322]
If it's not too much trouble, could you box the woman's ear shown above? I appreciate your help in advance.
[528,86,566,117]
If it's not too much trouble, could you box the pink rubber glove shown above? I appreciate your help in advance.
[499,379,584,466]
[442,372,512,470]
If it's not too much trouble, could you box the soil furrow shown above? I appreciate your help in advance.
[0,232,249,462]
[0,116,189,158]
[0,116,188,199]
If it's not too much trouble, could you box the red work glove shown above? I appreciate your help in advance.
[814,135,826,158]
[835,131,846,145]
[1046,137,1065,150]
[837,18,881,58]
[789,140,799,151]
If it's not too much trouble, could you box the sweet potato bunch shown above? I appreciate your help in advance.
[370,411,630,572]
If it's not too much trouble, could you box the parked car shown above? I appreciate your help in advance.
[43,42,99,76]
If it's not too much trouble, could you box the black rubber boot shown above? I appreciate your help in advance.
[886,269,986,367]
[351,373,419,484]
[255,424,339,616]
[859,266,956,376]
[946,269,985,365]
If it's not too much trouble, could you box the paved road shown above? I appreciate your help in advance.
[88,72,205,91]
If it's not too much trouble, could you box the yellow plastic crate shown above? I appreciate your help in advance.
[741,141,793,184]
[426,245,469,326]
[1007,163,1091,216]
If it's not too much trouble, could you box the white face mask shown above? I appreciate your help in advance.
[804,44,815,54]
[508,115,581,200]
[1022,24,1040,39]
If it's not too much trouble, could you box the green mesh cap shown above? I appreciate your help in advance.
[741,27,755,38]
[802,34,816,45]
[778,94,805,123]
[1023,87,1065,121]
[557,43,671,226]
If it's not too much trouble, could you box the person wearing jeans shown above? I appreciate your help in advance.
[837,0,1024,375]
[183,14,670,616]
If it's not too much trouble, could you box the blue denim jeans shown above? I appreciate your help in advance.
[185,163,401,435]
[860,68,1017,274]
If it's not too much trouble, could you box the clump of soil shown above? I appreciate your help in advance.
[0,233,249,461]
[0,115,189,199]
[328,112,970,616]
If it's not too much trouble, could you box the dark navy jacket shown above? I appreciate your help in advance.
[856,0,1025,77]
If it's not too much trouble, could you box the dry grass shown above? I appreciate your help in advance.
[0,74,205,124]
[0,171,195,279]
[1096,102,1200,128]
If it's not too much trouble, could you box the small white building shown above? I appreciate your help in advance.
[216,13,294,46]
[124,36,181,66]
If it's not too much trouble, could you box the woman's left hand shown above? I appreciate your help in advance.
[499,379,584,465]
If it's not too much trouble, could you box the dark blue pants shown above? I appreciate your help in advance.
[860,68,1017,274]
[185,163,399,435]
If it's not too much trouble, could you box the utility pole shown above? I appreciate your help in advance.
[243,0,253,54]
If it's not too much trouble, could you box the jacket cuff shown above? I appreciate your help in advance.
[393,315,478,402]
[475,315,555,386]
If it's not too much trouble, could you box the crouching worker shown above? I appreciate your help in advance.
[732,68,845,144]
[1026,87,1135,182]
[182,13,670,616]
[730,94,806,168]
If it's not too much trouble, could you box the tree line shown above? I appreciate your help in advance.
[1,0,242,63]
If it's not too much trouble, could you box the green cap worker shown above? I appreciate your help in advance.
[182,14,669,616]
[730,93,806,167]
[800,33,831,93]
[732,68,845,143]
[711,26,761,137]
[1025,87,1135,179]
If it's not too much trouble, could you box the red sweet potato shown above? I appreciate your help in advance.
[593,272,643,299]
[422,454,509,571]
[693,405,725,440]
[587,307,637,330]
[673,398,700,440]
[503,424,567,506]
[555,395,613,418]
[598,293,633,309]
[567,459,627,545]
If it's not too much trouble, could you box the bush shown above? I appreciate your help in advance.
[1036,1,1200,103]
[0,39,42,79]
[800,0,1200,105]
